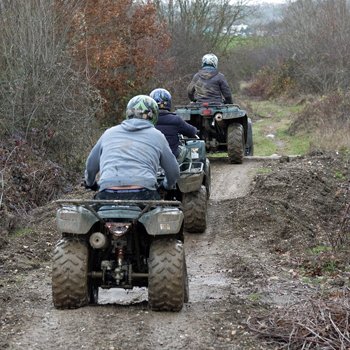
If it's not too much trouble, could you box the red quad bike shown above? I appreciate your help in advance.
[175,102,253,164]
[52,197,188,312]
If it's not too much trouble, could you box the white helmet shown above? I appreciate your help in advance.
[202,53,218,69]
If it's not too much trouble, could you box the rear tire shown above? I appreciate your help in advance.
[148,239,185,311]
[227,123,244,164]
[245,118,254,156]
[52,238,89,309]
[182,185,207,233]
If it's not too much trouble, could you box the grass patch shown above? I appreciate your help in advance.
[208,152,228,158]
[248,293,262,302]
[11,227,35,238]
[309,245,331,255]
[245,99,309,156]
[256,167,273,175]
[334,170,347,180]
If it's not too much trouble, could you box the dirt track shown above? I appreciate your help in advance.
[1,154,348,350]
[1,159,267,350]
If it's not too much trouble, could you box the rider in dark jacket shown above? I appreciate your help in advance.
[150,88,198,159]
[187,53,233,105]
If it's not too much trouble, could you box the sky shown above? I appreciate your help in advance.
[249,0,287,4]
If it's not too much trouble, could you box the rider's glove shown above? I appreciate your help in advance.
[83,180,99,191]
[158,181,166,191]
[158,179,176,191]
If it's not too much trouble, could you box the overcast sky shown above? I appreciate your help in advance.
[250,0,286,4]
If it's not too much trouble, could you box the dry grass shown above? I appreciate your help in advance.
[247,290,350,349]
[288,91,350,153]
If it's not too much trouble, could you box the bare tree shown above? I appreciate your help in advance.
[0,0,102,168]
[279,0,350,93]
[152,0,253,102]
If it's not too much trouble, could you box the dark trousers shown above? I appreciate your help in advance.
[94,188,160,201]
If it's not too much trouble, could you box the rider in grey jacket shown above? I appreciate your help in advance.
[85,95,180,200]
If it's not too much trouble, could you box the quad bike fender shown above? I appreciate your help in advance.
[139,207,184,235]
[56,205,99,234]
[177,172,204,193]
[220,106,247,120]
[175,108,191,121]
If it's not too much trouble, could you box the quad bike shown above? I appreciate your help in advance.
[175,102,253,164]
[158,137,210,234]
[52,197,188,312]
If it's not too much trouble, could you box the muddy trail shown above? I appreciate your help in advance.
[1,153,349,350]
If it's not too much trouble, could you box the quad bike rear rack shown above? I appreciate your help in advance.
[55,199,182,222]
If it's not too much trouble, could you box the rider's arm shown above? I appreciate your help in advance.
[178,117,198,138]
[159,137,180,189]
[187,75,197,102]
[84,138,102,187]
[219,74,233,104]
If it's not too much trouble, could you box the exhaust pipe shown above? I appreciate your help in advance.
[214,113,224,126]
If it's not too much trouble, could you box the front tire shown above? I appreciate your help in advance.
[182,185,207,233]
[204,158,211,199]
[183,258,189,303]
[148,239,186,311]
[227,123,244,164]
[52,238,89,309]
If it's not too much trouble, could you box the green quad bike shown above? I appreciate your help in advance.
[175,102,253,164]
[158,137,210,234]
[52,198,188,312]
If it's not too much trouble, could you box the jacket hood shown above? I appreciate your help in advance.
[198,67,219,80]
[121,118,154,131]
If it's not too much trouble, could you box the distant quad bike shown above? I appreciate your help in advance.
[158,137,210,234]
[52,198,188,312]
[175,102,253,164]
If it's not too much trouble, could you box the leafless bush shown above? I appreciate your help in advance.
[0,0,102,170]
[288,91,350,152]
[247,290,350,349]
[0,139,72,236]
[278,0,350,93]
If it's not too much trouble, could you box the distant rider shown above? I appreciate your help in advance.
[84,95,180,200]
[150,88,198,161]
[187,53,233,105]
